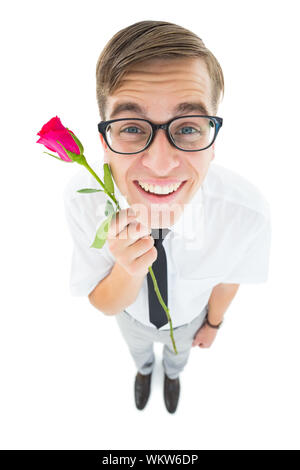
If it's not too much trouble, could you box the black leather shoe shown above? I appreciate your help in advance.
[134,372,152,410]
[164,373,180,413]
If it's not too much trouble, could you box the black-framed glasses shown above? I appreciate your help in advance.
[97,115,223,155]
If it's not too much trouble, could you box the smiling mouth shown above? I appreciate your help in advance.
[133,180,187,201]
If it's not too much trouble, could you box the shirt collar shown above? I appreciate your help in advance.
[169,185,204,241]
[113,178,204,242]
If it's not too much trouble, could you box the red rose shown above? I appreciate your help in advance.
[36,116,81,162]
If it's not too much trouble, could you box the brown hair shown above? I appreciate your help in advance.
[96,20,224,120]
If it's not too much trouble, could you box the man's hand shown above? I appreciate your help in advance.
[191,282,239,348]
[192,322,219,348]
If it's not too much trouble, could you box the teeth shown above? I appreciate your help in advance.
[138,181,182,195]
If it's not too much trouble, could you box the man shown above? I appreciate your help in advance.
[63,21,271,414]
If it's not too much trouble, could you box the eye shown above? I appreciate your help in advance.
[121,126,143,134]
[177,126,198,135]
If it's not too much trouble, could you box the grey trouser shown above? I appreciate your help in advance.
[115,304,208,380]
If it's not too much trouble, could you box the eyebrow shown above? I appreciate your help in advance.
[109,101,209,120]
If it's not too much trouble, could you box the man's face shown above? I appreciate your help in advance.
[99,57,216,229]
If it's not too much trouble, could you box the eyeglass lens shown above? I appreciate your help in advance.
[105,117,216,153]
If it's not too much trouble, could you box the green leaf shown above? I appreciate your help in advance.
[67,129,84,154]
[56,140,86,165]
[90,213,113,249]
[76,188,104,193]
[104,199,114,216]
[103,163,114,194]
[43,151,66,161]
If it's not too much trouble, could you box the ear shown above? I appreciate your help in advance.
[99,133,108,150]
[99,133,109,164]
[210,143,215,161]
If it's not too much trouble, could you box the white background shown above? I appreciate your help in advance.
[1,0,299,450]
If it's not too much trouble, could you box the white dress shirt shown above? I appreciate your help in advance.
[63,159,271,330]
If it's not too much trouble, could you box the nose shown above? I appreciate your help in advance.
[141,128,180,174]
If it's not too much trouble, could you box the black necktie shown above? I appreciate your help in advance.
[147,227,171,329]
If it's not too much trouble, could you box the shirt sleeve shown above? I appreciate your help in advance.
[222,212,272,284]
[63,189,114,297]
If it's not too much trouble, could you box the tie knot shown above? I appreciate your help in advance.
[151,227,171,246]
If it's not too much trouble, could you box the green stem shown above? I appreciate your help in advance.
[148,266,178,355]
[81,157,121,211]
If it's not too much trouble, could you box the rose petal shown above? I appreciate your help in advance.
[37,116,65,137]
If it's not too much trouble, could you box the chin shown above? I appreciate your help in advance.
[138,204,184,229]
